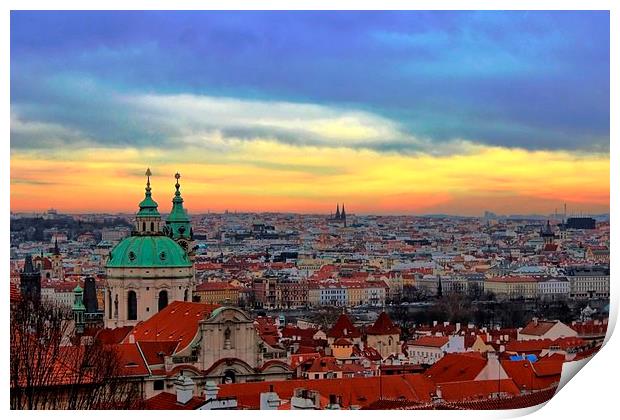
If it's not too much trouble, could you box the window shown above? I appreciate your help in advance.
[153,380,164,391]
[150,222,154,231]
[127,291,137,320]
[158,290,168,311]
[108,290,112,319]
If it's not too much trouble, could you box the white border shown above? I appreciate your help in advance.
[2,2,617,419]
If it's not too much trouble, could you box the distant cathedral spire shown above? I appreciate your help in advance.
[335,204,341,219]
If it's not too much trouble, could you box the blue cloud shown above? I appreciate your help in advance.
[10,10,610,153]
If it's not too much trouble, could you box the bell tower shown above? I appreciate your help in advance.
[165,172,194,256]
[135,168,163,234]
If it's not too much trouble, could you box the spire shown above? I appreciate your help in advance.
[341,203,346,219]
[137,167,160,217]
[335,204,341,219]
[53,238,60,255]
[23,254,36,273]
[166,172,191,240]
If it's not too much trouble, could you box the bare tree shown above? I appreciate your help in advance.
[10,296,144,410]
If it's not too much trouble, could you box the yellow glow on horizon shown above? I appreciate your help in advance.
[10,141,610,216]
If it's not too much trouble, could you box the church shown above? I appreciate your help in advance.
[330,203,347,227]
[101,170,292,396]
[104,169,196,328]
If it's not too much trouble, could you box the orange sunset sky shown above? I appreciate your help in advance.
[10,11,610,216]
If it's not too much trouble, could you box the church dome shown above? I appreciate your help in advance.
[106,235,192,268]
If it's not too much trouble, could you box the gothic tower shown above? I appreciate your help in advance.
[20,255,41,302]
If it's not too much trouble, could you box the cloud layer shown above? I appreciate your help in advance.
[11,11,610,153]
[10,11,610,215]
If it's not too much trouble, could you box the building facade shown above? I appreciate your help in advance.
[104,169,196,328]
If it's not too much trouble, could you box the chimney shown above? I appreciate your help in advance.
[174,375,195,405]
[204,381,219,402]
[326,394,341,410]
[433,321,438,327]
[260,389,281,410]
[435,385,443,401]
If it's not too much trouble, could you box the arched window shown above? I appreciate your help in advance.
[150,222,154,232]
[127,291,137,320]
[108,290,112,319]
[223,370,236,384]
[142,222,146,232]
[184,289,189,302]
[158,290,168,311]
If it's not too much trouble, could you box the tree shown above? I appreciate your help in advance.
[10,296,144,410]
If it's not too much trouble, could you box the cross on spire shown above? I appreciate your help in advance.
[145,168,152,192]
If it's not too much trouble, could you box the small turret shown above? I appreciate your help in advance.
[73,284,86,334]
[135,168,162,234]
[166,172,193,253]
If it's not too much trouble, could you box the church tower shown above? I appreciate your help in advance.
[104,169,195,328]
[341,203,347,227]
[335,204,341,220]
[20,255,41,302]
[540,220,556,245]
[165,172,194,256]
[51,238,64,280]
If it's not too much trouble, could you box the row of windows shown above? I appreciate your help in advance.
[107,289,189,320]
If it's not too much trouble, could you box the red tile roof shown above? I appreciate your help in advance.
[327,314,361,339]
[424,353,487,383]
[520,320,558,336]
[114,343,150,376]
[307,356,342,373]
[218,374,436,409]
[366,312,400,335]
[409,336,450,348]
[96,326,132,344]
[137,340,180,365]
[438,379,521,402]
[500,360,561,391]
[125,301,219,352]
[144,392,205,410]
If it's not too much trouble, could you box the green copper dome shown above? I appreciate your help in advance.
[106,235,192,268]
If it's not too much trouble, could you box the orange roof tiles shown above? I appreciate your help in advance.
[520,320,558,336]
[424,353,487,383]
[438,379,521,402]
[137,340,180,365]
[218,374,436,409]
[409,336,450,348]
[144,392,205,410]
[125,301,219,353]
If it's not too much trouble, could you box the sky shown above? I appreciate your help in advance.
[10,11,610,216]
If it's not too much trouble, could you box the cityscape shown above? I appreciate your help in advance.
[9,10,610,411]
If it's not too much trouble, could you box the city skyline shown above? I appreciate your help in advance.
[10,11,610,215]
